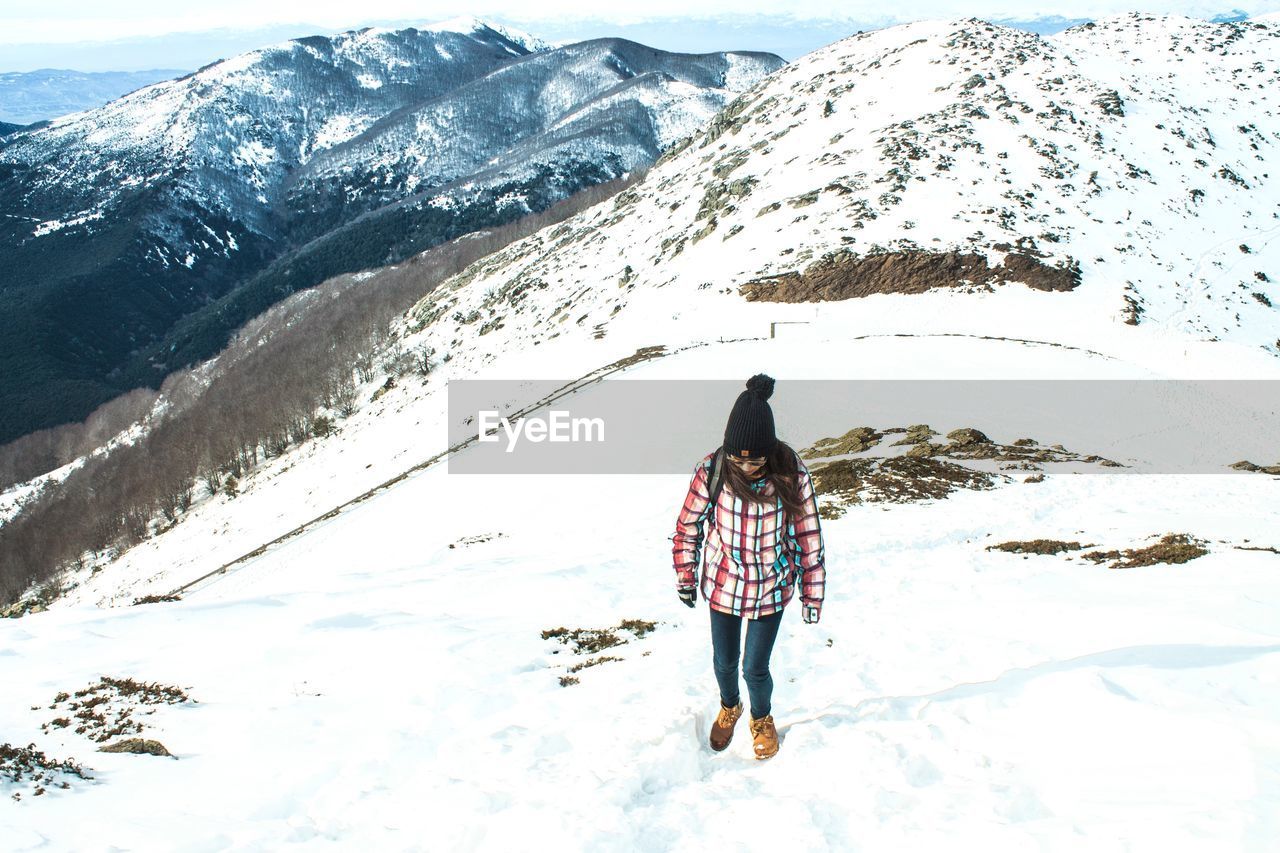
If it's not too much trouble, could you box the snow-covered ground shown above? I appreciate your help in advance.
[3,330,1279,851]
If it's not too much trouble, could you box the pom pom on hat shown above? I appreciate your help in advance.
[724,373,778,458]
[745,373,775,401]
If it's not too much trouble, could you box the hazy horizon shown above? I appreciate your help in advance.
[0,4,1270,73]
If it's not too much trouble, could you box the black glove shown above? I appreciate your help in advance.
[677,586,697,608]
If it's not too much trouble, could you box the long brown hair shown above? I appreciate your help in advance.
[721,440,806,521]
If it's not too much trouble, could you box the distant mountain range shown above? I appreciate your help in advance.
[0,18,782,444]
[0,68,187,125]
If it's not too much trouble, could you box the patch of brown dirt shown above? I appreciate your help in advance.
[739,249,1081,302]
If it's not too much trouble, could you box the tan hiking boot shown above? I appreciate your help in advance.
[750,714,779,760]
[709,701,743,751]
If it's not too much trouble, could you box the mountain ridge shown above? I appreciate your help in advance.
[0,24,782,444]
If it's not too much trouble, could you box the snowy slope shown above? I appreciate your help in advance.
[400,14,1280,366]
[3,334,1279,850]
[3,15,1280,850]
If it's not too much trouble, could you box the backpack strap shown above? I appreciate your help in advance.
[698,448,726,577]
[706,447,725,520]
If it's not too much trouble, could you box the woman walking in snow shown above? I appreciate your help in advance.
[671,374,826,760]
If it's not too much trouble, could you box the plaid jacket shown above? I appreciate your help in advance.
[672,449,826,619]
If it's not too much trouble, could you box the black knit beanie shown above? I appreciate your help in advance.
[723,374,777,458]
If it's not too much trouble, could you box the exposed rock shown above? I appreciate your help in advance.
[98,738,173,757]
[1231,459,1280,475]
[1092,90,1125,116]
[740,250,1081,302]
[801,426,882,458]
[891,424,938,446]
[946,427,992,446]
[2,599,47,619]
[904,442,946,458]
[696,177,758,221]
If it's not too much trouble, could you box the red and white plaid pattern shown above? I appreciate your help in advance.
[672,449,826,619]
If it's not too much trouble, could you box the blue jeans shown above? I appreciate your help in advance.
[709,607,785,720]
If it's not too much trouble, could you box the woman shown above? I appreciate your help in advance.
[671,373,826,760]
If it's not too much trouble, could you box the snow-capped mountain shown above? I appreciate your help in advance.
[0,19,782,445]
[286,39,778,240]
[0,68,187,125]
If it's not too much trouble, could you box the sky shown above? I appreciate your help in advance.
[0,1,1277,70]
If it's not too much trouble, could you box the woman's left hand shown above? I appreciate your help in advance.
[802,604,821,624]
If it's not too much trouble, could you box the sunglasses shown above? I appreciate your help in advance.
[726,454,767,467]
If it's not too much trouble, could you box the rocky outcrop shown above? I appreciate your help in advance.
[740,249,1081,302]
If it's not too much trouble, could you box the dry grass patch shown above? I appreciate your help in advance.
[1235,544,1280,555]
[811,456,1001,516]
[543,620,659,686]
[44,677,194,743]
[1081,533,1209,569]
[1,742,91,799]
[132,594,181,605]
[568,656,624,674]
[987,539,1092,556]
